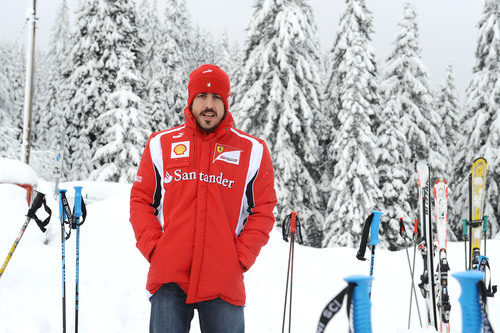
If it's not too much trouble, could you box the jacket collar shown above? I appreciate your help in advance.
[184,107,234,139]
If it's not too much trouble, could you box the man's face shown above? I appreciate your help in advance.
[191,93,225,132]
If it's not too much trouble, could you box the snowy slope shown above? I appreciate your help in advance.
[0,181,499,332]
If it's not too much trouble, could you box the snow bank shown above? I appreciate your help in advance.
[0,157,38,186]
[0,180,499,332]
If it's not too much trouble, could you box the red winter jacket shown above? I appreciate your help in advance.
[130,108,277,306]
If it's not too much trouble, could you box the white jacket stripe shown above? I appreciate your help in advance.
[149,126,185,228]
[230,128,264,236]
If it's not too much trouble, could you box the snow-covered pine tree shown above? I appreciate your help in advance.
[36,0,71,153]
[64,0,145,180]
[233,0,323,247]
[0,51,18,158]
[214,30,236,78]
[171,0,196,76]
[88,0,148,182]
[377,96,412,249]
[322,0,382,247]
[452,0,500,238]
[382,2,448,219]
[91,49,148,182]
[151,0,189,129]
[436,65,460,181]
[63,0,106,179]
[137,0,165,133]
[0,42,25,143]
[31,49,50,151]
[190,27,218,69]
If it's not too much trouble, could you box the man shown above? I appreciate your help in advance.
[130,64,277,333]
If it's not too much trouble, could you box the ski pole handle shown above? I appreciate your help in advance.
[344,275,372,333]
[462,219,468,237]
[368,211,383,246]
[27,191,45,220]
[290,211,297,234]
[73,186,83,219]
[58,189,67,220]
[452,271,484,333]
[483,216,488,232]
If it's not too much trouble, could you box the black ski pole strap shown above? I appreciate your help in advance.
[60,191,74,225]
[317,283,355,333]
[356,213,374,261]
[478,281,495,333]
[26,192,52,233]
[282,214,290,242]
[478,258,498,297]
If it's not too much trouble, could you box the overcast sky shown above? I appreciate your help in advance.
[0,0,484,99]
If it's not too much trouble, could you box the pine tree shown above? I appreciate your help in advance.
[152,0,189,129]
[376,95,412,249]
[322,0,382,247]
[63,0,144,180]
[233,0,324,246]
[382,2,448,221]
[0,48,18,158]
[63,0,105,179]
[436,65,460,180]
[452,0,500,238]
[88,0,148,182]
[0,42,25,143]
[91,49,148,182]
[137,0,164,133]
[36,0,71,153]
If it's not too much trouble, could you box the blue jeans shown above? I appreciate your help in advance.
[150,283,244,333]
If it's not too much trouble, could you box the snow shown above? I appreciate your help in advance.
[0,157,38,186]
[0,180,499,332]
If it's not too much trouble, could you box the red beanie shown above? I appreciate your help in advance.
[187,64,231,111]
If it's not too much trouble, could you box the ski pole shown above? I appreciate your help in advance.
[355,210,383,297]
[462,219,468,271]
[317,275,372,333]
[281,211,302,333]
[483,215,488,256]
[59,189,68,333]
[368,211,382,296]
[73,186,83,333]
[399,218,422,329]
[452,271,494,333]
[0,191,50,278]
[345,275,372,333]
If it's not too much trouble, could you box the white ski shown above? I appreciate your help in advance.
[434,179,450,333]
[416,161,438,330]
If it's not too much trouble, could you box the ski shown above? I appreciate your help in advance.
[434,179,450,333]
[416,161,438,330]
[468,157,487,270]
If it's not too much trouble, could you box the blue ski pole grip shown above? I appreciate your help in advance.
[58,189,67,220]
[368,211,383,246]
[452,271,485,333]
[73,186,83,218]
[344,275,372,333]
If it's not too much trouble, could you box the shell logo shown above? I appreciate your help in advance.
[174,144,187,155]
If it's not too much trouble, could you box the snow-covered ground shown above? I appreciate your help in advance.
[0,180,499,332]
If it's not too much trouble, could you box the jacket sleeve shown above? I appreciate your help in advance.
[235,141,277,272]
[130,134,163,262]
